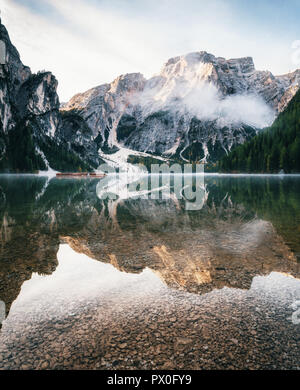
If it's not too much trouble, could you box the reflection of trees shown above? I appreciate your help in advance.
[205,176,300,258]
[0,177,102,320]
[0,175,299,323]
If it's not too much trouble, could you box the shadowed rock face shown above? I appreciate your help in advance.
[0,176,299,322]
[0,20,59,143]
[0,19,100,171]
[1,17,299,168]
[62,201,299,295]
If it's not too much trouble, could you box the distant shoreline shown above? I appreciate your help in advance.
[1,172,300,177]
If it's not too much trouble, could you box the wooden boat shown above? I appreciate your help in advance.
[89,173,106,178]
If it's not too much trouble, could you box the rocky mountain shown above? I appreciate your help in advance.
[1,16,300,172]
[63,52,300,164]
[0,18,101,172]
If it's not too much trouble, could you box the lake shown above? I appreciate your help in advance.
[0,174,299,369]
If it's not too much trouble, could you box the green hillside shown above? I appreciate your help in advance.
[218,89,300,173]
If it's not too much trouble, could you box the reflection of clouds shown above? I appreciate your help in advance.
[6,246,300,328]
[1,175,299,321]
[291,309,300,325]
[251,273,300,325]
[252,272,300,295]
[7,244,165,321]
[61,196,299,296]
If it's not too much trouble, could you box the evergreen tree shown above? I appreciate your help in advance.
[218,89,300,173]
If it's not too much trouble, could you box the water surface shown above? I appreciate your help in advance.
[0,174,299,369]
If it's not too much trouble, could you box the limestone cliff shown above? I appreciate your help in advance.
[0,19,100,172]
[63,52,300,163]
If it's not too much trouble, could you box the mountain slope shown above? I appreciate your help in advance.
[218,89,300,173]
[1,15,300,171]
[0,18,101,173]
[62,52,300,164]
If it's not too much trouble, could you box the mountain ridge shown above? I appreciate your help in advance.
[1,17,300,172]
[0,18,101,172]
[62,51,300,164]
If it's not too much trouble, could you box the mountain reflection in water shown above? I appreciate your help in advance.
[0,174,299,369]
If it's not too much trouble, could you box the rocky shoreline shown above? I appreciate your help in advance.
[0,260,299,370]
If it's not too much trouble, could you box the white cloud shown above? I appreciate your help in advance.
[137,78,275,129]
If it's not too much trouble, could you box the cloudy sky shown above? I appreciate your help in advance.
[1,0,300,101]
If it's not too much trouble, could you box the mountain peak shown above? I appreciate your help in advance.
[109,72,146,94]
[163,51,255,72]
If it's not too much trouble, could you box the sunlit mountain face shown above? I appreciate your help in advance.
[2,11,300,174]
[0,175,299,369]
